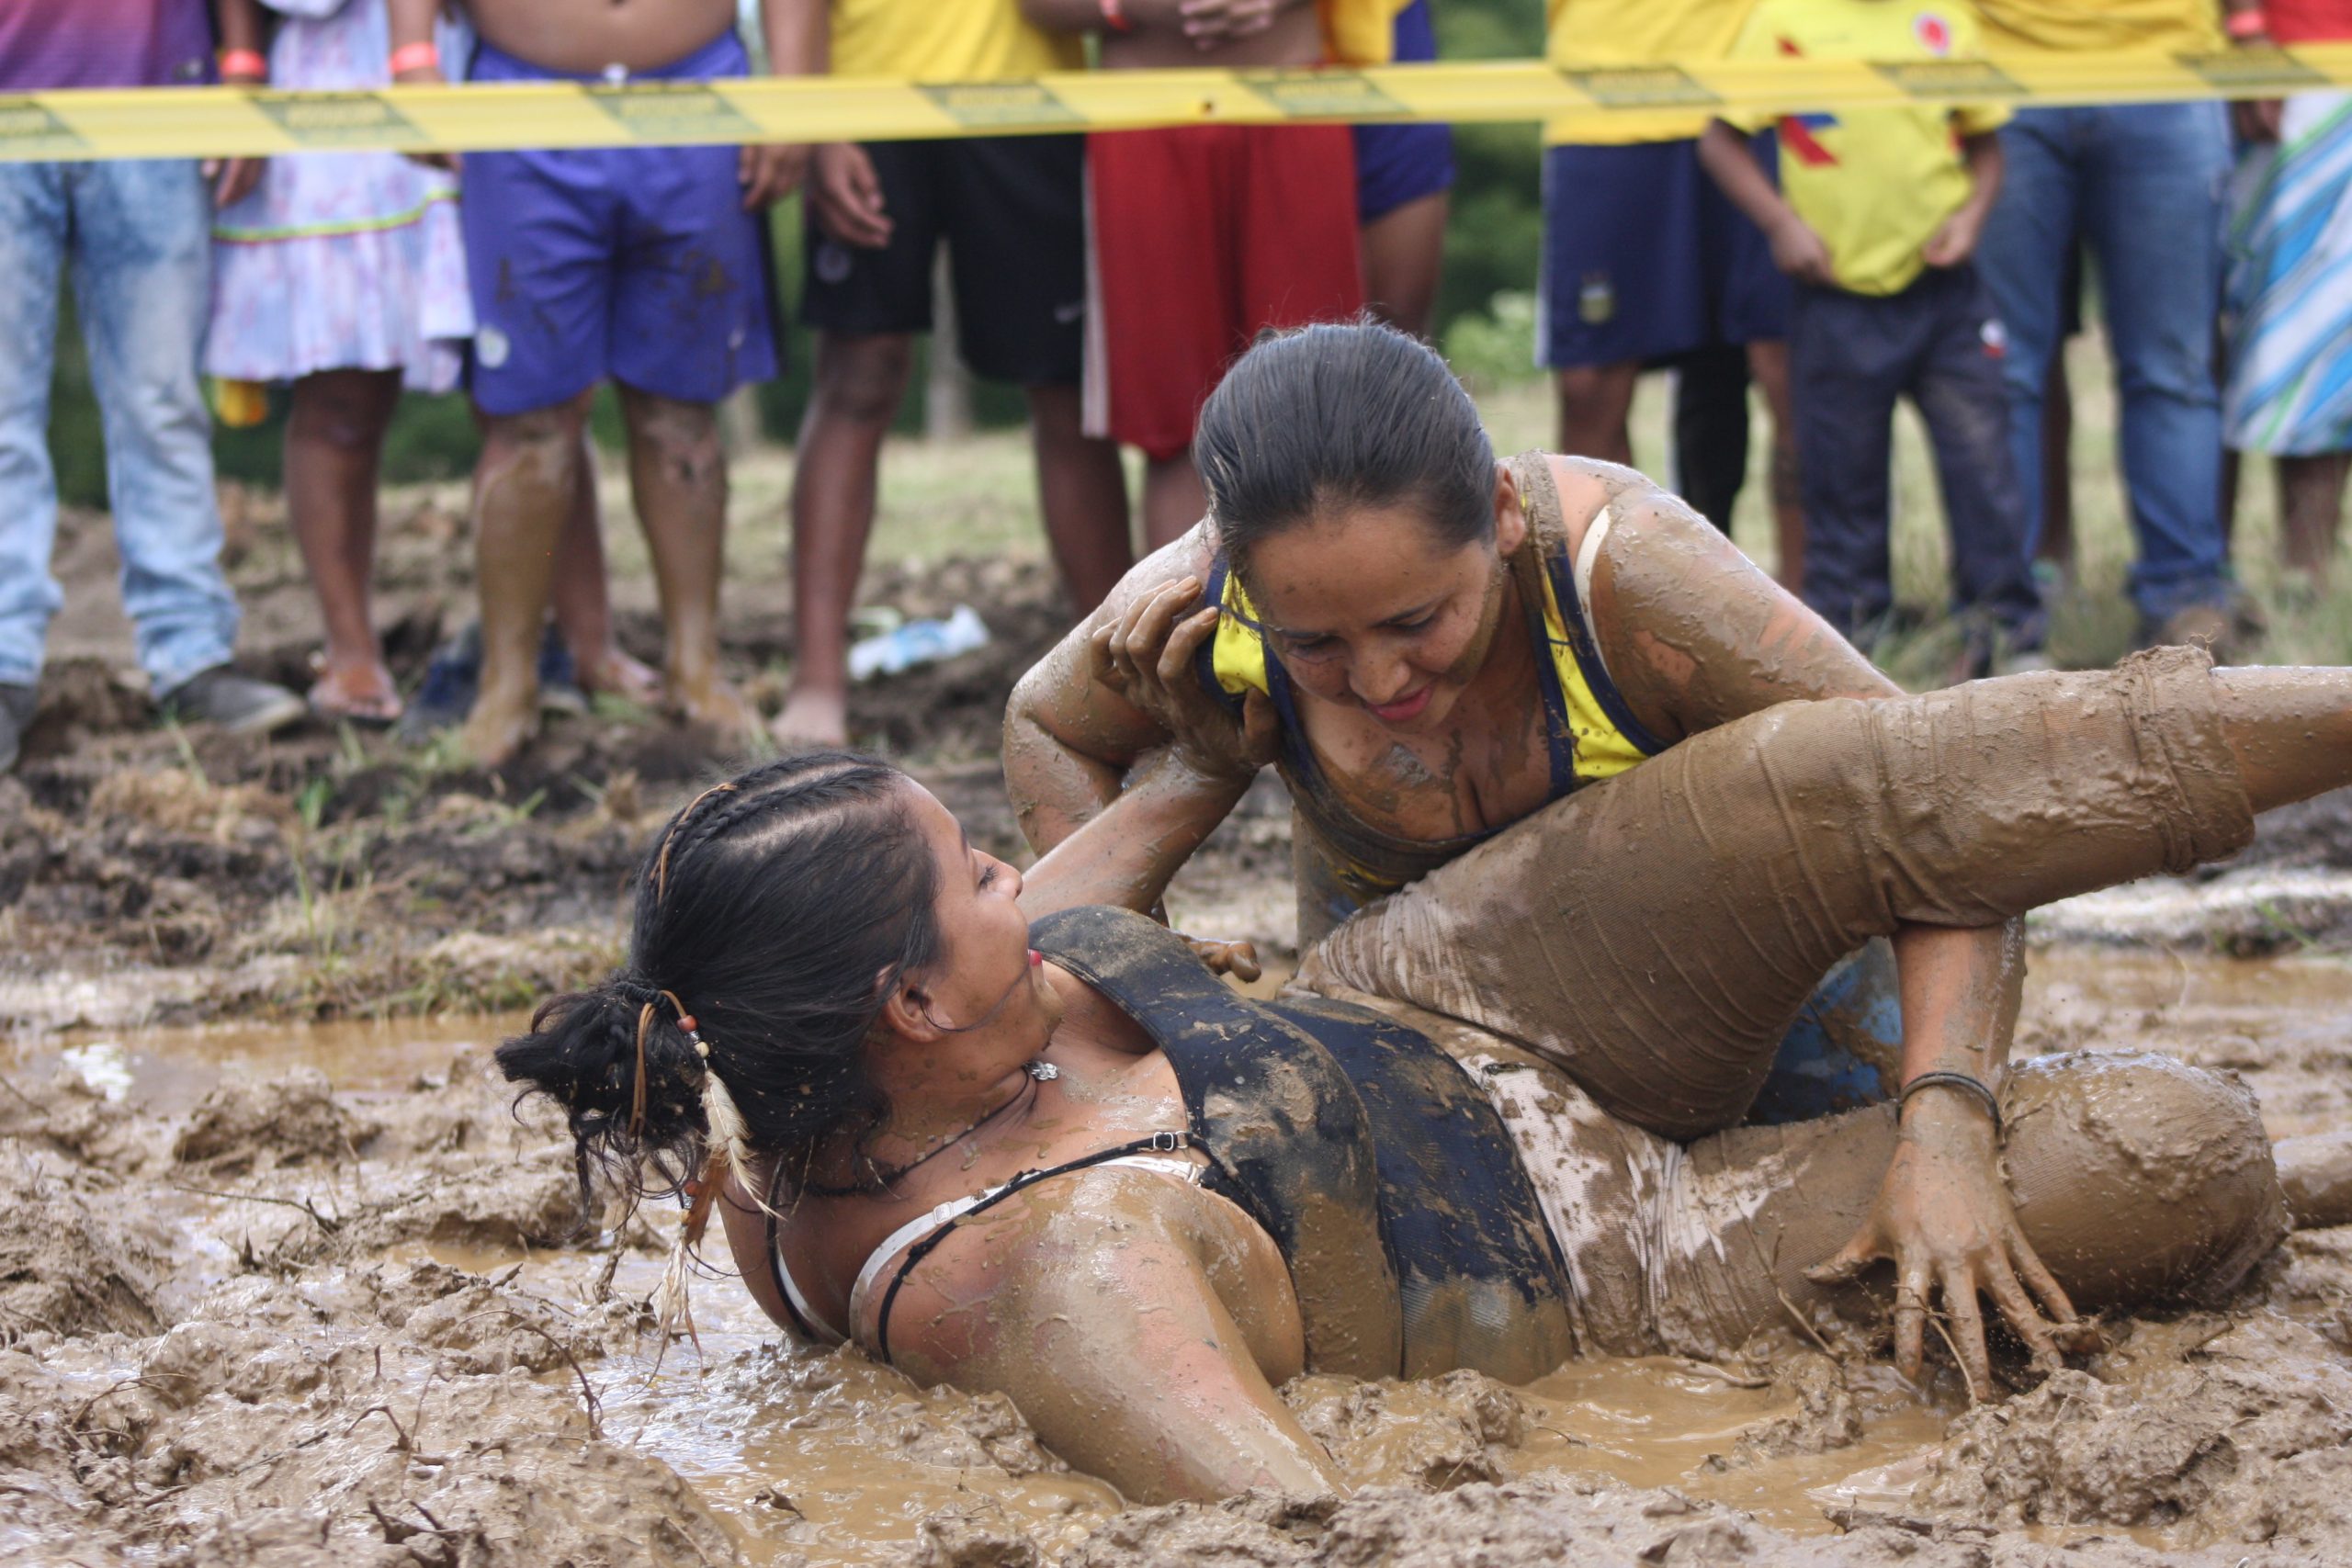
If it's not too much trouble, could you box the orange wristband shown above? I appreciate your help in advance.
[218,48,266,80]
[1100,0,1134,33]
[389,40,440,75]
[2226,8,2271,39]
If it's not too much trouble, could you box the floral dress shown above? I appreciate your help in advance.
[206,0,472,392]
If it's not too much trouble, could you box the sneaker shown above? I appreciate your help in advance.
[0,683,35,773]
[396,622,584,744]
[156,666,305,737]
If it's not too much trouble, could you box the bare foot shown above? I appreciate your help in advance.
[575,647,663,706]
[669,664,760,741]
[458,680,540,768]
[307,657,402,725]
[769,683,848,748]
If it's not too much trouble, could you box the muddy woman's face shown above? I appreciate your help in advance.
[899,784,1058,1055]
[1240,490,1522,734]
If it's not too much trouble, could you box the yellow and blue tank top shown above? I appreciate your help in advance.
[1193,452,1668,908]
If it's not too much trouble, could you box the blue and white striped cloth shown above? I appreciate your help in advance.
[2226,91,2352,456]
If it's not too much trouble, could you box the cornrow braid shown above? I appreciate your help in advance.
[496,750,946,1244]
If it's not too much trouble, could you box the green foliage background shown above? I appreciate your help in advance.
[40,0,1544,504]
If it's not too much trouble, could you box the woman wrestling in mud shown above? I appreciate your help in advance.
[993,321,2352,1417]
[505,710,2348,1503]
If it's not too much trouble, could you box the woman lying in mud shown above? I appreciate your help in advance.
[998,321,2352,1425]
[503,716,2346,1503]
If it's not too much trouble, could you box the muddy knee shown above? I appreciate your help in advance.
[2004,1052,2287,1312]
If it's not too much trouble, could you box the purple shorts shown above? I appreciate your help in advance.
[459,31,779,415]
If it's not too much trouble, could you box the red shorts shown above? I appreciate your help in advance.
[1084,123,1363,461]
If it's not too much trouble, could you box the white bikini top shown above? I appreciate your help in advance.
[772,1148,1204,1349]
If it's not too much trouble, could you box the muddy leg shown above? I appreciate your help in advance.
[1305,648,2266,1138]
[549,430,660,704]
[465,395,588,766]
[285,368,401,718]
[1652,1052,2287,1359]
[615,384,752,741]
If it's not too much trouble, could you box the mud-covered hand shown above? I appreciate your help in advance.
[1805,1089,2093,1398]
[1090,575,1280,786]
[1182,935,1262,983]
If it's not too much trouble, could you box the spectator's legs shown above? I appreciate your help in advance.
[0,162,71,694]
[466,392,589,766]
[1911,271,2043,643]
[1555,362,1641,467]
[548,431,662,704]
[1026,383,1132,615]
[615,384,749,740]
[1143,457,1209,552]
[1745,340,1805,592]
[1670,344,1750,535]
[774,332,914,746]
[1360,188,1449,341]
[1975,108,2079,561]
[70,159,239,694]
[1786,285,1900,639]
[2278,452,2350,579]
[2080,101,2232,630]
[285,368,403,718]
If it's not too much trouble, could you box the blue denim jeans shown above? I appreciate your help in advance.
[1976,103,2233,626]
[0,160,238,693]
[1788,265,2043,642]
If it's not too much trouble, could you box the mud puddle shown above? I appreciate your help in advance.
[3,949,2346,1566]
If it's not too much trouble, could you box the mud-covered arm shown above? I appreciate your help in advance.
[1585,488,1901,743]
[1003,528,1222,853]
[888,1194,1344,1505]
[1017,746,1256,920]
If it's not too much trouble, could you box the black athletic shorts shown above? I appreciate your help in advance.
[799,134,1086,388]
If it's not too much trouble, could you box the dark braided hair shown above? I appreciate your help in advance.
[1194,320,1497,579]
[495,751,943,1217]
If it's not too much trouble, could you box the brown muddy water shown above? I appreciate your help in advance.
[6,950,2352,1566]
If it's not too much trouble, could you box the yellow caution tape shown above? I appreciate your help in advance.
[6,46,2348,162]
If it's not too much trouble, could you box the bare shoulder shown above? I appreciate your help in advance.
[1531,454,1677,564]
[864,1168,1209,1374]
[1583,479,1897,737]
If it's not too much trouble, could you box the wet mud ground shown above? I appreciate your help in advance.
[7,492,2352,1563]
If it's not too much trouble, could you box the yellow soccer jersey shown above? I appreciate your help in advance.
[829,0,1080,82]
[1973,0,2221,53]
[1323,0,1413,65]
[1726,0,2009,296]
[1545,0,1756,145]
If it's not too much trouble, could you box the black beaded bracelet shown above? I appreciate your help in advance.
[1898,1070,2004,1134]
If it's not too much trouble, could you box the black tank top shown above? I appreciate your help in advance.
[1027,907,1576,1382]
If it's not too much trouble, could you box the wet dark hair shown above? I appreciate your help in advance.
[1193,320,1497,571]
[494,750,941,1213]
